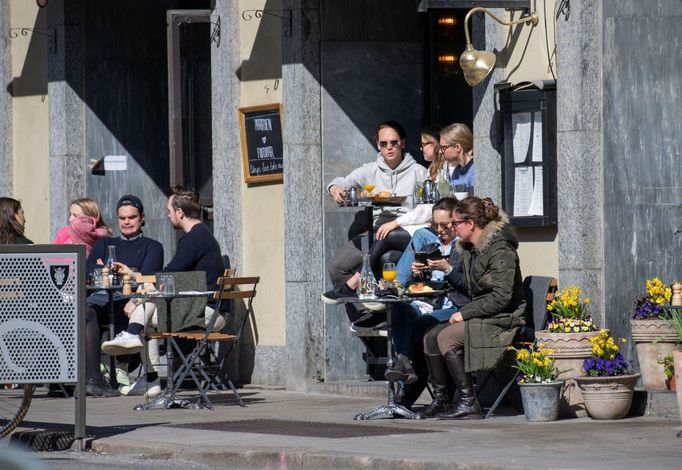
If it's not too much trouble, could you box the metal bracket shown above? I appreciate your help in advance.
[9,27,57,54]
[169,13,221,48]
[241,9,293,38]
[210,16,221,48]
[557,0,570,21]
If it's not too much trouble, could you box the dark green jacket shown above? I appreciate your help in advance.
[458,213,526,372]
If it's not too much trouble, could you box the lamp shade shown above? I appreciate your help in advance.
[460,45,496,87]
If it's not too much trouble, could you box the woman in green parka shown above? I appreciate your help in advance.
[421,196,525,420]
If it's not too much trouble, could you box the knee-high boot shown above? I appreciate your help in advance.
[418,353,452,418]
[436,348,482,420]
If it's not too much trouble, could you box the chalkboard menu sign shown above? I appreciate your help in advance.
[238,103,284,183]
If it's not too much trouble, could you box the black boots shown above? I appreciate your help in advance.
[419,353,452,418]
[384,353,417,384]
[436,348,482,420]
[86,377,120,397]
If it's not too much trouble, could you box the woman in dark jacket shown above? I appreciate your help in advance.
[422,197,525,420]
[0,197,32,244]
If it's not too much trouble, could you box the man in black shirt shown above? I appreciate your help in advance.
[102,186,225,396]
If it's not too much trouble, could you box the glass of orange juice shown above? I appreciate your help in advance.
[382,262,397,284]
[363,184,376,194]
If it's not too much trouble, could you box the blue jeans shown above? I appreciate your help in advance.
[395,227,439,286]
[391,302,455,357]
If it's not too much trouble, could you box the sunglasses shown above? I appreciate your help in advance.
[378,140,400,149]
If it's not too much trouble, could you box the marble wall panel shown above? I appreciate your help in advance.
[321,41,424,187]
[0,1,11,195]
[282,0,324,389]
[212,0,242,268]
[602,8,682,363]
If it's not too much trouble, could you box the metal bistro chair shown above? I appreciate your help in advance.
[169,274,259,409]
[483,276,557,418]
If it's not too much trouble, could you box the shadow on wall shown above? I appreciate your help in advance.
[7,7,48,97]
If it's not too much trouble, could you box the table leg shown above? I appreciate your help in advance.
[107,291,118,389]
[365,206,374,248]
[353,306,421,420]
[134,297,202,410]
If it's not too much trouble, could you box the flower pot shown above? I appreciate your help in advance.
[518,381,563,422]
[674,351,682,425]
[630,319,682,390]
[666,374,676,392]
[574,373,640,420]
[534,329,604,418]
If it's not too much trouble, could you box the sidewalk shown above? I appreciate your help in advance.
[6,386,682,469]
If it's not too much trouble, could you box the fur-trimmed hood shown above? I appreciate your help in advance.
[456,210,517,253]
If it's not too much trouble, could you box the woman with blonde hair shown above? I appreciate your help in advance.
[53,197,110,255]
[439,123,474,194]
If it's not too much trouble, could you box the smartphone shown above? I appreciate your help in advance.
[414,252,428,264]
[427,251,445,261]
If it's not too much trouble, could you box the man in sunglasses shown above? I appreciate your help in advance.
[323,120,428,313]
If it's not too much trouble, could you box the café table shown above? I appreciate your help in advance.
[337,295,423,420]
[130,290,215,410]
[86,284,126,389]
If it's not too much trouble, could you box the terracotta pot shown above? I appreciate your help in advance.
[630,319,682,390]
[518,381,563,422]
[534,329,605,418]
[666,374,676,392]
[575,373,640,420]
[674,351,682,425]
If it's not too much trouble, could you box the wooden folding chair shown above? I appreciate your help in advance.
[483,276,557,418]
[169,275,259,409]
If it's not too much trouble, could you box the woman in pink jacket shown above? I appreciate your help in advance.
[53,198,110,255]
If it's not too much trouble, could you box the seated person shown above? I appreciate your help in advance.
[384,198,470,413]
[365,125,444,279]
[53,197,110,256]
[423,197,525,420]
[396,122,475,286]
[0,197,31,244]
[102,185,226,396]
[321,120,427,317]
[84,195,164,397]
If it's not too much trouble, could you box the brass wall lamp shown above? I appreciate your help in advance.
[460,7,539,86]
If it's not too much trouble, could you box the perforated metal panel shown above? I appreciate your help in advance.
[0,248,82,383]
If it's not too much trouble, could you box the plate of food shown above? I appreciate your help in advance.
[404,282,446,297]
[371,191,406,206]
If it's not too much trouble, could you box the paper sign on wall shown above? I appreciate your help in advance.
[103,155,127,171]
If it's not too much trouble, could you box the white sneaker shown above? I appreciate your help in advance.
[120,377,161,397]
[101,332,143,356]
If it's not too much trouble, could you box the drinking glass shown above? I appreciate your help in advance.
[414,184,424,204]
[382,262,397,284]
[158,275,175,295]
[92,268,103,288]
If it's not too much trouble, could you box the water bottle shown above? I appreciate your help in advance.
[347,187,358,206]
[106,245,118,285]
[357,252,377,300]
[423,177,436,204]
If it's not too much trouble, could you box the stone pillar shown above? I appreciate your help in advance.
[0,0,12,196]
[211,0,242,267]
[471,10,506,203]
[282,0,324,390]
[47,0,85,238]
[555,0,604,324]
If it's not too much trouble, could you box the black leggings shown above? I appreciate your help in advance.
[351,227,412,279]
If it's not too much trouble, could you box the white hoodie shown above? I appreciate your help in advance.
[327,152,429,224]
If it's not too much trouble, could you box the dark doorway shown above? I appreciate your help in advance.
[423,9,472,128]
[167,11,214,234]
